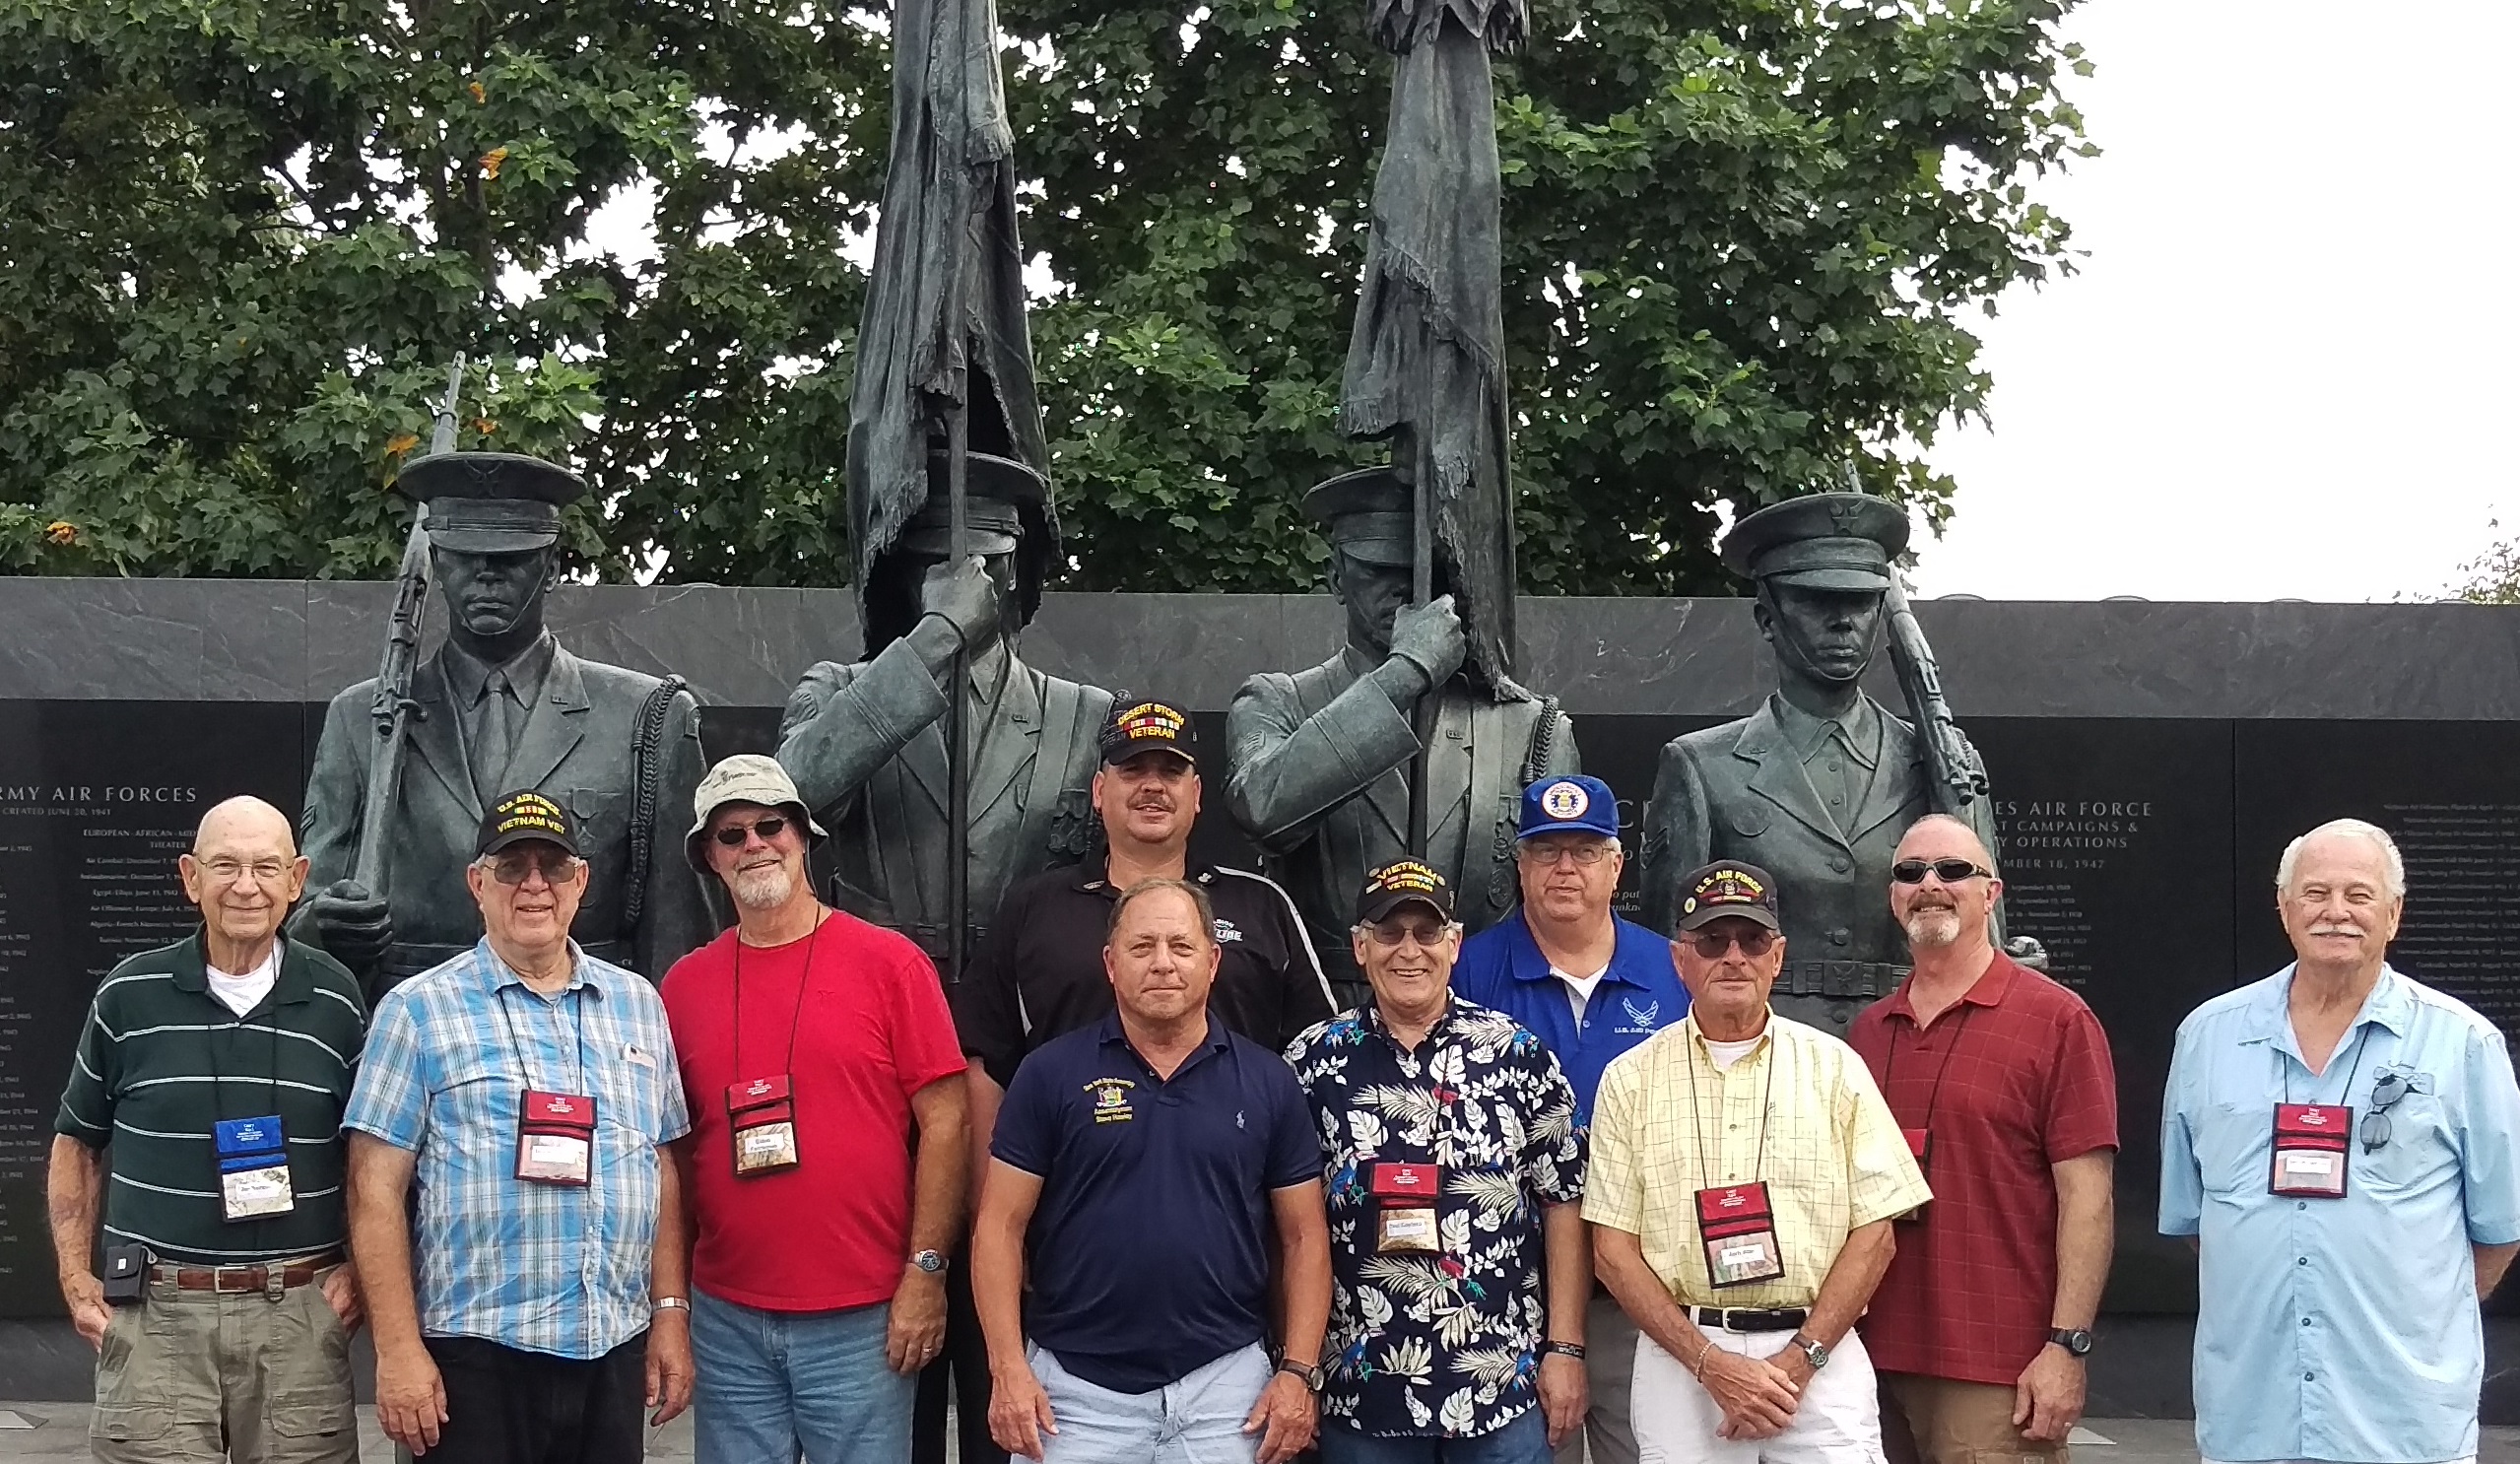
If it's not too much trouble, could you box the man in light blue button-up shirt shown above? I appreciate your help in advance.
[2161,819,2520,1464]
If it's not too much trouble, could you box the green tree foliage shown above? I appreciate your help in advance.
[2450,524,2520,605]
[0,0,2089,594]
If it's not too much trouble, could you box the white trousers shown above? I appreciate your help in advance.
[1632,1326,1884,1464]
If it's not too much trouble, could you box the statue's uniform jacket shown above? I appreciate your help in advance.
[778,637,1112,960]
[301,637,712,991]
[1225,647,1575,997]
[1638,692,2000,1033]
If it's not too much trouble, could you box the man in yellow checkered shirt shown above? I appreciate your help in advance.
[1588,860,1928,1464]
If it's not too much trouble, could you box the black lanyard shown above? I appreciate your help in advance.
[1883,1001,1975,1133]
[1685,1022,1779,1191]
[2282,1021,2374,1107]
[202,954,285,1123]
[734,912,827,1079]
[496,977,590,1097]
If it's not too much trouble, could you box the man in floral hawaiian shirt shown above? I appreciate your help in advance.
[1286,859,1591,1464]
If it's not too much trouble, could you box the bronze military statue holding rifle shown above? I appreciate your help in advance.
[298,363,712,994]
[1638,488,2010,1035]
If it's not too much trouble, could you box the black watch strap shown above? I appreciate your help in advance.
[1541,1341,1587,1361]
[2049,1328,2093,1357]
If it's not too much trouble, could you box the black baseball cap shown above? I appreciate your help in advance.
[1673,859,1781,933]
[1099,699,1197,766]
[1356,859,1454,925]
[477,789,582,859]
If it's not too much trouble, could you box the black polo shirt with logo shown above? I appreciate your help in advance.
[55,932,367,1265]
[956,856,1336,1087]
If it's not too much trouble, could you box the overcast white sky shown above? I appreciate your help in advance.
[1907,0,2520,603]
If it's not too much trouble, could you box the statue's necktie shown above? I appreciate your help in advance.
[477,671,520,802]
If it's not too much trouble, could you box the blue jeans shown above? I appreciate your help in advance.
[1028,1341,1272,1464]
[690,1288,914,1464]
[1319,1408,1551,1464]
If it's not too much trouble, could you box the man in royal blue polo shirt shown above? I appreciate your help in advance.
[1456,773,1688,1464]
[973,877,1333,1464]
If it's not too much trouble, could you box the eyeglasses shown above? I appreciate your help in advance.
[486,849,583,886]
[1518,842,1613,866]
[1890,858,1992,886]
[2360,1072,2412,1153]
[198,857,292,885]
[711,816,790,847]
[1359,921,1453,950]
[1687,927,1777,959]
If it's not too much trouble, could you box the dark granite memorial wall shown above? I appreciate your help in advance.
[3,582,2519,1344]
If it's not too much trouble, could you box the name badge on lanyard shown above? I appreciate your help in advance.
[214,1114,294,1222]
[1369,1163,1441,1253]
[2271,1103,2352,1198]
[1695,1181,1787,1288]
[727,1075,801,1177]
[516,1090,597,1186]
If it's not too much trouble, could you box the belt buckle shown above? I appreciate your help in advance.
[263,1266,285,1302]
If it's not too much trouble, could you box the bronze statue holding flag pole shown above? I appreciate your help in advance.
[1225,0,1573,1006]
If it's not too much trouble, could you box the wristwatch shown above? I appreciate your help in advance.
[2048,1328,2094,1358]
[1791,1334,1831,1370]
[1276,1359,1326,1391]
[1541,1341,1587,1361]
[908,1250,949,1275]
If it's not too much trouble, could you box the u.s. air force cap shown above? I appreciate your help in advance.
[477,789,581,859]
[1718,493,1909,592]
[1099,699,1197,767]
[1356,859,1454,925]
[397,452,585,555]
[1674,859,1781,933]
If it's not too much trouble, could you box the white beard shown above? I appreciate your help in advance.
[732,863,796,912]
[1904,907,1962,949]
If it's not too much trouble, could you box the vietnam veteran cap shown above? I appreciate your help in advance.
[1099,699,1197,766]
[1673,859,1782,933]
[477,789,582,860]
[1356,858,1455,925]
[1717,493,1910,593]
[397,451,586,555]
[1518,774,1620,840]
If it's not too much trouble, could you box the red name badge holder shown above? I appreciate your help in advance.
[727,1075,801,1177]
[2271,1103,2351,1198]
[1695,1182,1788,1289]
[1369,1162,1441,1254]
[515,1090,596,1186]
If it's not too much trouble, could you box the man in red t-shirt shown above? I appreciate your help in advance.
[1849,816,2117,1464]
[661,755,970,1464]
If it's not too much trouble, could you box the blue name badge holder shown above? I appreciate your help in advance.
[214,1115,295,1222]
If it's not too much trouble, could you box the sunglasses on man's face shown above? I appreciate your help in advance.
[711,816,790,848]
[1688,927,1777,960]
[1890,857,1992,886]
[488,850,581,887]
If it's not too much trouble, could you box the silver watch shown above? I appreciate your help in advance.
[908,1249,948,1275]
[1793,1334,1830,1370]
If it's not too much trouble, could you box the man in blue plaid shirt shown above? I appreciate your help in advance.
[346,790,696,1462]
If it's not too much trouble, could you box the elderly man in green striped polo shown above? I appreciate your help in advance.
[48,795,368,1462]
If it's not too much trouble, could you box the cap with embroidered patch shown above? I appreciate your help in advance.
[1356,859,1454,925]
[477,789,581,859]
[1099,699,1197,766]
[1518,774,1619,840]
[1673,859,1781,933]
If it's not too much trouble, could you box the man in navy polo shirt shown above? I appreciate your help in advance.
[973,877,1332,1464]
[1456,773,1687,1464]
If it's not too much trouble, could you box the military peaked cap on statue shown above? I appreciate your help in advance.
[1718,493,1910,593]
[1304,466,1415,568]
[856,449,1056,655]
[396,451,586,554]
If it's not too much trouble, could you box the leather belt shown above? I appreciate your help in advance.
[1691,1305,1810,1333]
[903,923,990,965]
[1775,961,1906,1000]
[152,1252,340,1298]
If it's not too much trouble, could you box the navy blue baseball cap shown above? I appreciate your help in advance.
[1518,775,1619,840]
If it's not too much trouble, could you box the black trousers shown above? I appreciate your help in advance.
[913,1262,1004,1464]
[426,1332,648,1464]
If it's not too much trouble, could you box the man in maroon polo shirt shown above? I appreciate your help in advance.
[1849,816,2117,1464]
